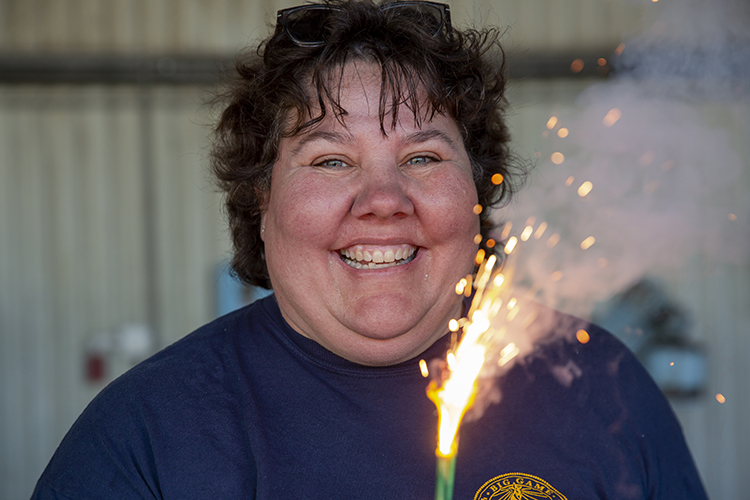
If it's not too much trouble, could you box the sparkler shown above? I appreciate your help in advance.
[426,252,520,500]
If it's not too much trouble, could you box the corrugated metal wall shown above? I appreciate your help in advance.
[0,85,229,499]
[0,0,747,499]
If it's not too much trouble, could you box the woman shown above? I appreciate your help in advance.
[33,1,706,498]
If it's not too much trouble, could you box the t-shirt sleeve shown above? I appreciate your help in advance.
[592,326,709,499]
[30,388,161,500]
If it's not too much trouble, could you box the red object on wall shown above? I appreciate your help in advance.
[85,352,106,382]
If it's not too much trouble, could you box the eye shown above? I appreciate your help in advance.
[314,158,351,169]
[405,155,439,166]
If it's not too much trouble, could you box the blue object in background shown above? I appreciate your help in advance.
[215,261,273,317]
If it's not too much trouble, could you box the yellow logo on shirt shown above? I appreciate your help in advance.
[473,472,567,500]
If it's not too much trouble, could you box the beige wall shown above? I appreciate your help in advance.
[1,0,747,499]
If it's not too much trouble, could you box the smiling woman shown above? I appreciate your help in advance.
[264,62,480,365]
[31,1,707,499]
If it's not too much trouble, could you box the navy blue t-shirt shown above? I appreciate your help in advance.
[32,295,707,499]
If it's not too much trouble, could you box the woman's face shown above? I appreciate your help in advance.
[262,62,480,366]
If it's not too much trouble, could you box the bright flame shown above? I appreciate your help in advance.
[427,255,518,459]
[520,225,534,241]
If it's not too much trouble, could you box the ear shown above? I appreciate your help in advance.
[259,185,272,242]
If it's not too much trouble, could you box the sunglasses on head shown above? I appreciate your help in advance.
[276,1,452,47]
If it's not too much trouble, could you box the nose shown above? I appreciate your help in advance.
[350,165,414,220]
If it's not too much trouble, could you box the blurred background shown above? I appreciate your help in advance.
[0,0,747,498]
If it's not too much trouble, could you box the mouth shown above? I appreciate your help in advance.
[339,244,418,270]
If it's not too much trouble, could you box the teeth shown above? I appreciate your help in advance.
[339,244,418,270]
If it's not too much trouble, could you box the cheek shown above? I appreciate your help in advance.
[421,170,480,240]
[267,175,350,246]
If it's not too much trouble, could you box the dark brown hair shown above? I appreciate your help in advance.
[211,0,525,289]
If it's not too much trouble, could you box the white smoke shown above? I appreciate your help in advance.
[497,0,749,320]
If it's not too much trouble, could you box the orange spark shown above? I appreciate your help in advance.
[565,176,575,186]
[547,233,560,248]
[474,234,483,245]
[534,222,548,239]
[557,128,569,138]
[420,359,430,378]
[500,222,512,240]
[491,173,504,185]
[576,329,590,344]
[603,108,622,127]
[581,236,596,250]
[475,249,486,265]
[520,225,533,242]
[472,204,483,215]
[597,58,607,66]
[486,239,496,248]
[615,43,625,55]
[716,393,726,404]
[546,116,558,129]
[639,151,655,166]
[577,181,593,197]
[570,59,584,73]
[504,236,518,255]
[551,152,565,164]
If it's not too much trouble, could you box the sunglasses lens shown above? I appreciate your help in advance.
[284,7,335,45]
[279,3,450,46]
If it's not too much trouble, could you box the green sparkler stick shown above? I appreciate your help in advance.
[435,452,457,500]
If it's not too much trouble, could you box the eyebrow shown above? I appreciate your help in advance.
[289,127,460,156]
[402,129,459,152]
[289,130,353,157]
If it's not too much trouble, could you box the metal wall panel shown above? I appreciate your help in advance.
[0,85,228,499]
[0,0,653,54]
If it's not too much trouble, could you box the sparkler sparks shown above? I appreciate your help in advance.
[427,253,526,500]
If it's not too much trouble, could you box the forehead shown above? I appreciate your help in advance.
[287,60,450,139]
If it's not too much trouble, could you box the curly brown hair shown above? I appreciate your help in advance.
[211,0,525,289]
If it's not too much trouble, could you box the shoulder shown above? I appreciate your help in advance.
[35,295,283,499]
